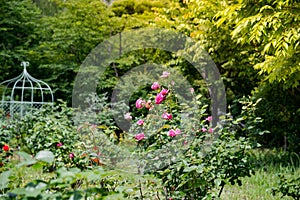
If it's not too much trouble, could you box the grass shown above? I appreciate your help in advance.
[221,149,300,200]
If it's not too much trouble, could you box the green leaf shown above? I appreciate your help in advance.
[0,170,11,190]
[103,193,125,200]
[17,151,36,167]
[25,182,47,197]
[10,182,46,197]
[10,188,27,195]
[183,165,197,172]
[17,151,33,160]
[35,150,55,163]
[214,179,222,187]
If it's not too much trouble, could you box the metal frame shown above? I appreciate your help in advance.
[0,62,54,118]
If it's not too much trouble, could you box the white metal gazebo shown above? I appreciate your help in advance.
[0,61,54,118]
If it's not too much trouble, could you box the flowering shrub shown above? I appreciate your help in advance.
[126,71,254,199]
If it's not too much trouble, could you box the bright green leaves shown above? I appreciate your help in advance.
[35,150,55,164]
[35,0,112,65]
[0,171,11,190]
[216,0,300,89]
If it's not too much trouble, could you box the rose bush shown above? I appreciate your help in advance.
[126,71,255,199]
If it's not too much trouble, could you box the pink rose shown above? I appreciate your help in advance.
[69,153,75,159]
[161,71,170,78]
[201,127,207,132]
[162,112,172,120]
[90,124,97,129]
[136,98,145,109]
[168,129,176,137]
[160,88,169,96]
[137,119,144,125]
[124,113,132,121]
[190,88,194,94]
[151,82,160,90]
[175,128,181,135]
[155,93,165,104]
[208,128,213,133]
[206,116,212,122]
[56,142,63,147]
[135,133,145,141]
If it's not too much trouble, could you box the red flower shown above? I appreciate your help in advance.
[2,144,9,151]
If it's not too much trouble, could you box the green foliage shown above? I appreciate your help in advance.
[1,2,299,198]
[26,0,114,102]
[216,0,300,89]
[253,84,300,152]
[1,71,258,199]
[154,0,300,152]
[144,116,255,199]
[111,0,163,16]
[154,0,261,108]
[0,150,54,194]
[220,149,300,200]
[0,0,41,82]
[0,102,86,169]
[34,0,112,64]
[33,0,60,16]
[17,0,167,103]
[75,92,128,143]
[232,97,269,146]
[272,174,300,200]
[0,119,12,148]
[0,150,164,199]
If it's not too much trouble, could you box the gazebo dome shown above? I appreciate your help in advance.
[0,61,54,118]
